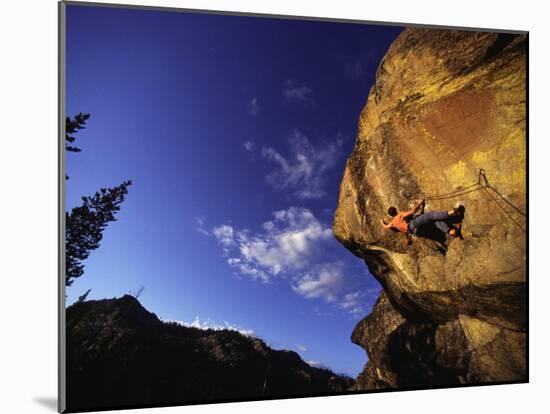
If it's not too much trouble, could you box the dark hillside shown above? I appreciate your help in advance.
[66,295,353,411]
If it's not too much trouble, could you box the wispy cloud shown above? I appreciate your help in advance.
[243,141,255,152]
[165,316,255,337]
[296,344,308,352]
[262,129,344,200]
[291,262,346,304]
[339,291,367,316]
[305,360,330,370]
[212,224,234,247]
[201,207,375,316]
[223,207,332,280]
[227,257,269,282]
[195,216,210,236]
[290,263,372,317]
[283,79,315,106]
[212,224,235,256]
[248,97,260,115]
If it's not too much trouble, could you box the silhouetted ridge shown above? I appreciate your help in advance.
[66,296,353,411]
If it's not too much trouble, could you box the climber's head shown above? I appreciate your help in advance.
[387,206,398,217]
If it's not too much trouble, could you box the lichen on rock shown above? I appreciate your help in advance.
[333,28,527,389]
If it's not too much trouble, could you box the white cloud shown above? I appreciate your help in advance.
[290,263,374,317]
[291,262,346,304]
[243,141,255,152]
[283,79,315,106]
[262,130,344,199]
[208,208,373,316]
[305,360,330,370]
[194,216,210,236]
[339,291,366,316]
[165,316,255,337]
[296,344,308,352]
[212,224,234,247]
[248,97,260,115]
[227,207,333,279]
[227,257,270,283]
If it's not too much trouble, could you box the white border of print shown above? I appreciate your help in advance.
[0,1,546,414]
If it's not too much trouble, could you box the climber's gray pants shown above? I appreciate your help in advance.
[408,210,450,235]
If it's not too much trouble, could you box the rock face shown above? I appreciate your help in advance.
[66,295,353,411]
[333,28,526,389]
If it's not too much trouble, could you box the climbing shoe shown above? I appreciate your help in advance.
[449,224,463,239]
[451,205,465,217]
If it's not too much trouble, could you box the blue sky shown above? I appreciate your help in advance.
[65,4,402,377]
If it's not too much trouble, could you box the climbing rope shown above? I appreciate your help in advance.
[422,182,481,201]
[482,185,526,232]
[404,168,526,232]
[422,169,485,201]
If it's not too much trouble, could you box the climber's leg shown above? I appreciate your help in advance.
[410,210,449,229]
[434,220,451,234]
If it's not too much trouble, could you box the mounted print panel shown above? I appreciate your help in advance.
[59,1,528,412]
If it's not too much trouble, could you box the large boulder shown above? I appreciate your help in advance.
[333,28,527,389]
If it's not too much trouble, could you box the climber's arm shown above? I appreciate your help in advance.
[380,219,393,231]
[402,199,425,219]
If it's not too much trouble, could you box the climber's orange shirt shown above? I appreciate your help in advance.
[390,213,409,233]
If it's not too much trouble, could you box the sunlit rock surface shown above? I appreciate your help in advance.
[333,28,527,389]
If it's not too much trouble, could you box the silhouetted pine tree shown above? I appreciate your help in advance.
[66,181,132,286]
[65,112,90,153]
[65,113,132,286]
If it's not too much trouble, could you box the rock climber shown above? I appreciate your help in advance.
[380,199,463,245]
